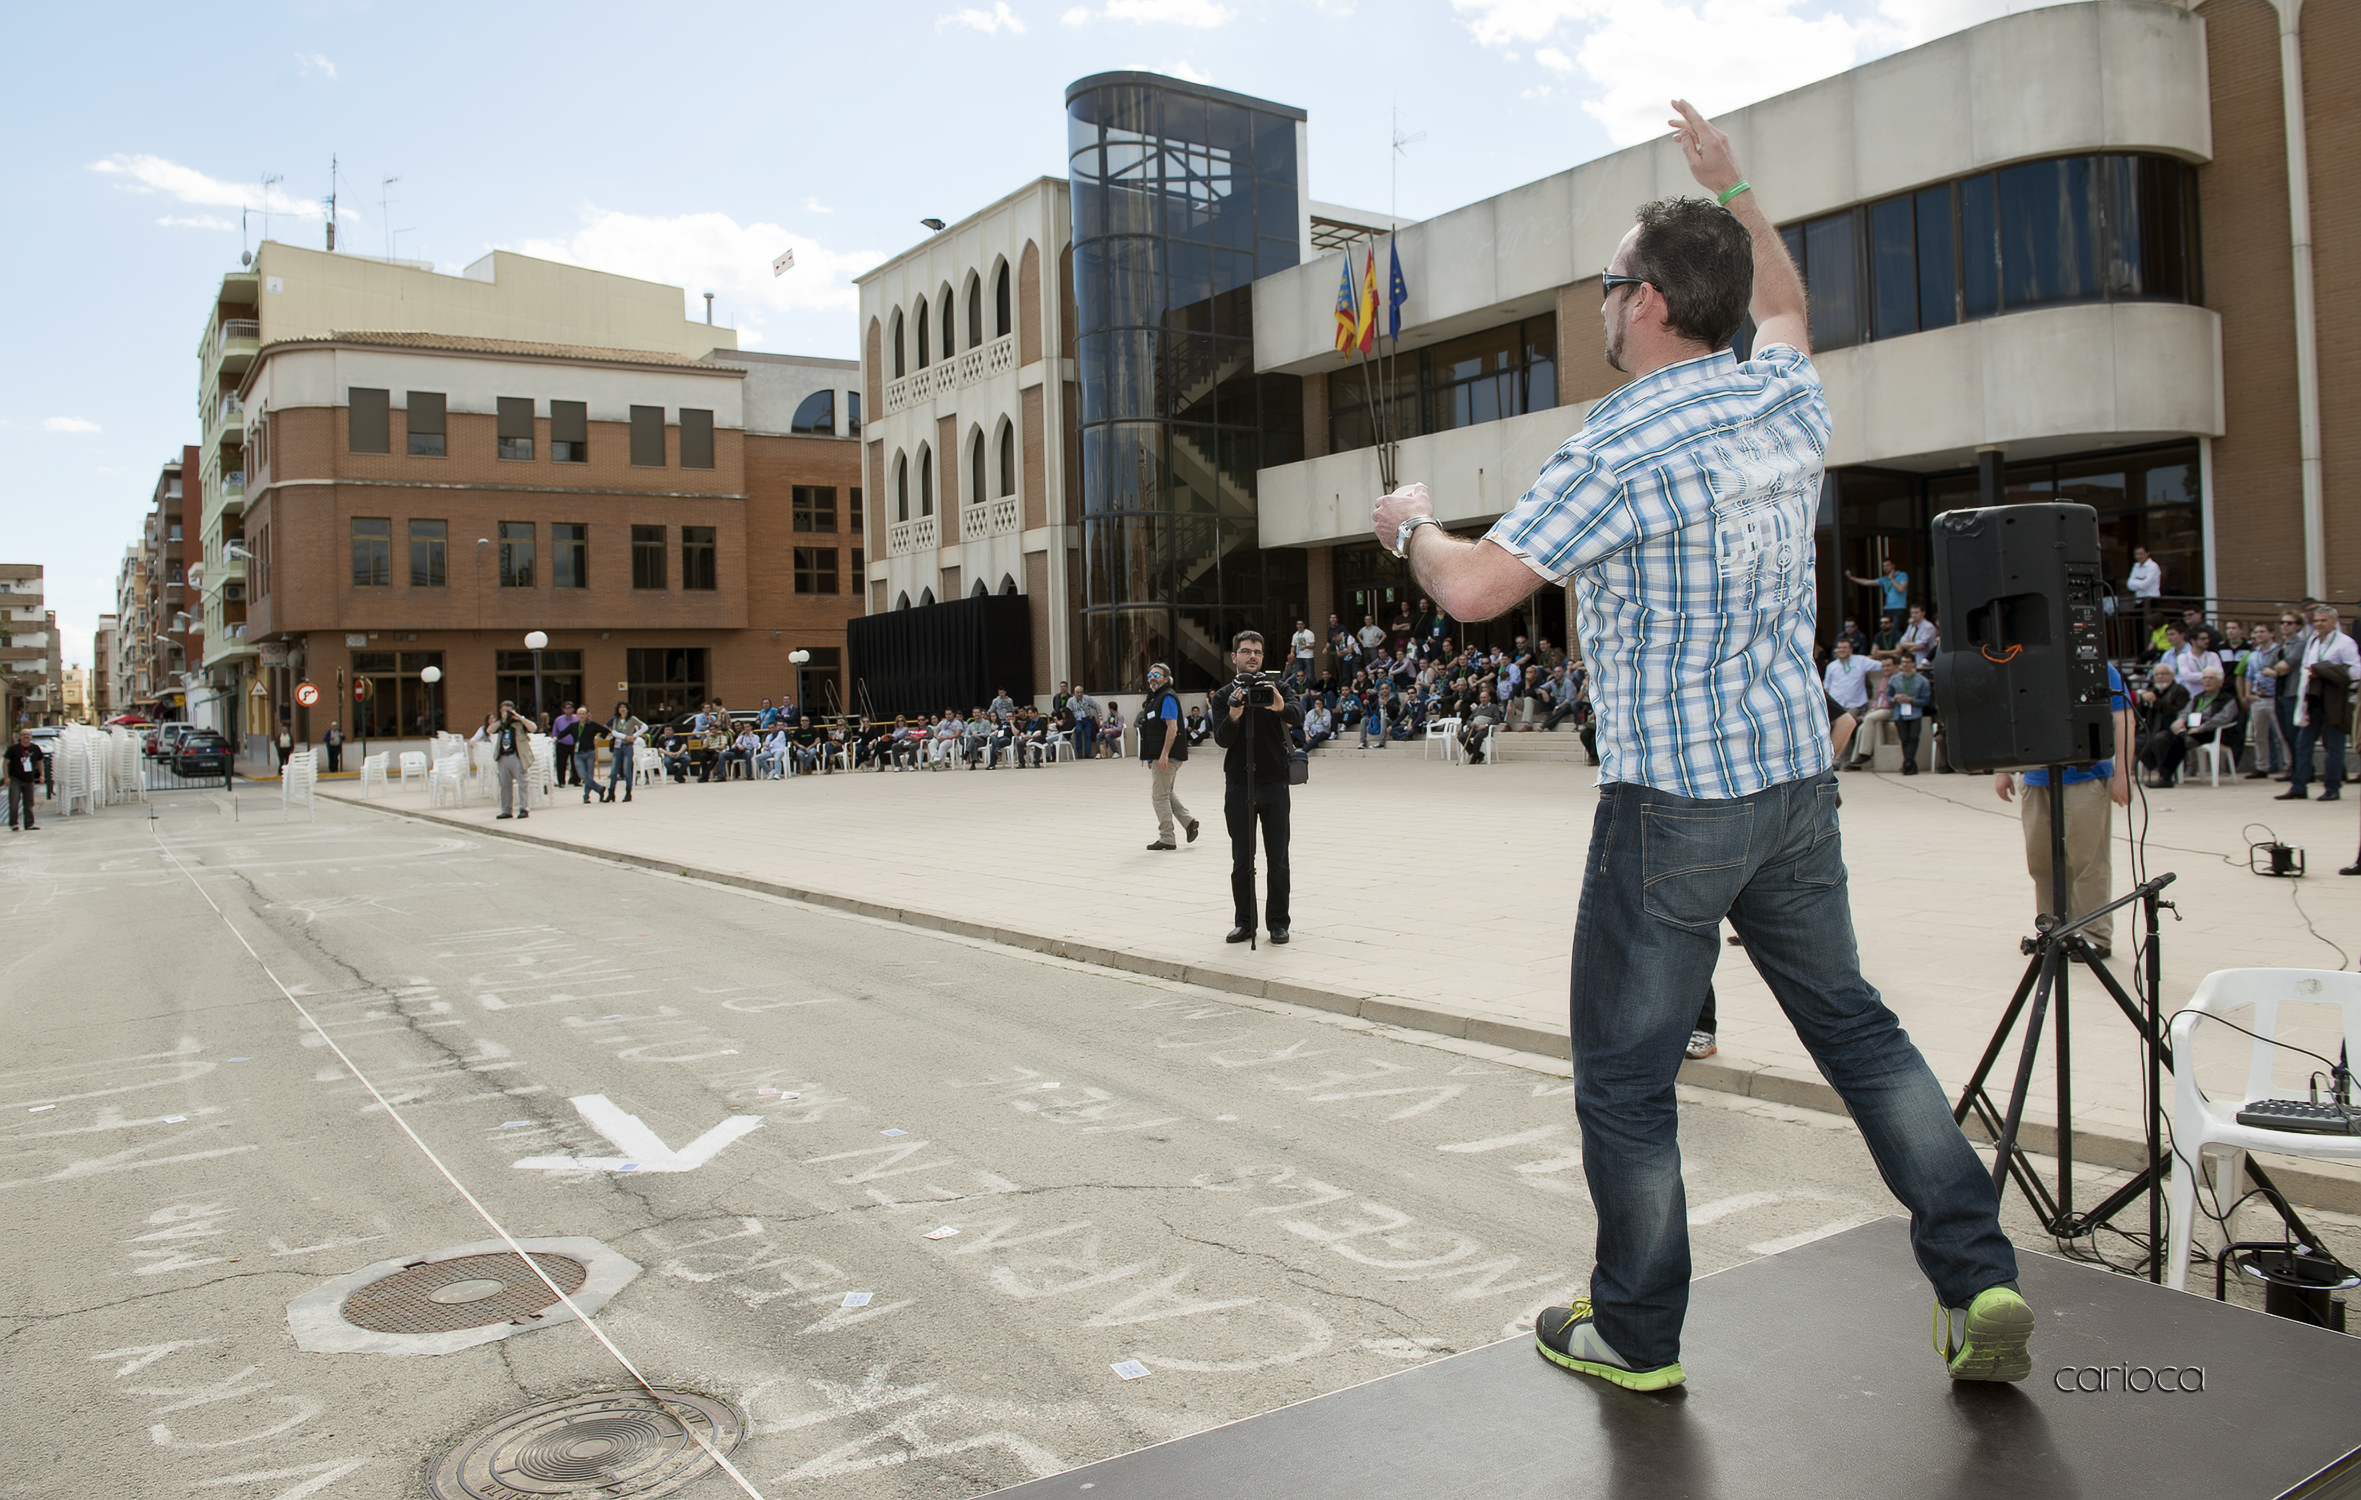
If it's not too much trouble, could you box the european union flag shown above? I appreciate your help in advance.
[1387,240,1409,340]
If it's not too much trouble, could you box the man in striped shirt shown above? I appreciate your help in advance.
[1372,98,2026,1394]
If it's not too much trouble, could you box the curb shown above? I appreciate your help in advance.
[327,789,2361,1218]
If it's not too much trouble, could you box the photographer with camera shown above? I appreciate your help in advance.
[490,700,535,819]
[1211,630,1301,945]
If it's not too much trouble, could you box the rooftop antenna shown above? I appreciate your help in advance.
[239,206,252,266]
[380,176,400,260]
[1389,105,1425,233]
[259,173,283,244]
[323,153,338,251]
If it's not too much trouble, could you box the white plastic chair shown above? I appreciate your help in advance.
[2166,968,2361,1291]
[282,749,317,821]
[526,736,557,806]
[2190,737,2235,788]
[1424,716,1462,763]
[468,739,496,792]
[398,751,428,791]
[359,752,389,796]
[426,752,466,808]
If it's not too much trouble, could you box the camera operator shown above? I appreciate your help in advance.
[1210,630,1301,945]
[491,700,534,819]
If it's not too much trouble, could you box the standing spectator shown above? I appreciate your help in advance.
[2126,545,2161,603]
[6,729,41,831]
[1290,620,1317,685]
[276,723,293,771]
[2280,603,2359,801]
[1823,637,1872,765]
[1846,557,1910,635]
[990,686,1016,719]
[551,703,580,788]
[604,702,644,800]
[1357,613,1387,657]
[491,701,532,819]
[1140,663,1198,850]
[2241,617,2288,778]
[2160,623,2217,696]
[2269,612,2305,776]
[572,715,605,801]
[1995,664,2133,957]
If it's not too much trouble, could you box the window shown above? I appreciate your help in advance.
[632,525,666,589]
[551,400,589,462]
[349,650,446,737]
[409,519,447,587]
[966,273,983,350]
[494,649,582,722]
[792,486,837,533]
[790,390,835,435]
[498,397,535,460]
[1327,314,1557,454]
[349,388,390,453]
[682,526,716,590]
[892,313,906,379]
[995,261,1012,339]
[630,405,666,467]
[940,290,955,361]
[971,433,986,510]
[846,393,862,437]
[916,302,931,369]
[998,423,1016,496]
[351,518,391,587]
[896,454,910,522]
[626,646,707,723]
[552,523,587,589]
[919,447,934,516]
[679,408,714,469]
[406,391,447,456]
[851,547,864,574]
[850,486,863,533]
[498,521,535,588]
[794,547,839,595]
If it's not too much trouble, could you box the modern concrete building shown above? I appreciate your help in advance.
[0,564,57,728]
[858,0,2354,695]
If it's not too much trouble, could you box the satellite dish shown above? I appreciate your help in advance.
[241,250,253,267]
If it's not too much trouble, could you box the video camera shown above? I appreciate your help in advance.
[1228,669,1288,706]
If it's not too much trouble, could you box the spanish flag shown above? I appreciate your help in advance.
[1333,254,1360,352]
[1357,247,1381,353]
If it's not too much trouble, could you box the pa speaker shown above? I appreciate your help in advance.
[1927,502,2114,774]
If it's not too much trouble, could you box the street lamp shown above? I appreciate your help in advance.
[788,649,810,723]
[421,664,442,737]
[524,631,548,726]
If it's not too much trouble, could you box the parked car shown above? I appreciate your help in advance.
[145,723,196,757]
[171,732,232,778]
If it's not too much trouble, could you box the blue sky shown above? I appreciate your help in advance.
[5,0,2020,667]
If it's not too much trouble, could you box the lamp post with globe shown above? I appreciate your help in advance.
[420,665,442,739]
[524,631,548,728]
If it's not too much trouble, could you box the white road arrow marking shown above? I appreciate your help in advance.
[512,1094,762,1173]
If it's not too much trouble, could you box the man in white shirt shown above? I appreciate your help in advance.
[1290,621,1317,685]
[2126,546,2162,600]
[1822,637,1872,765]
[1357,614,1387,654]
[2281,604,2361,801]
[2161,623,2219,697]
[1897,604,1938,668]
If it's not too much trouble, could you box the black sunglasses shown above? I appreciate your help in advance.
[1600,269,1651,299]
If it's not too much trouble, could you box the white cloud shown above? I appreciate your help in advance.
[1098,0,1234,25]
[90,154,329,219]
[805,197,834,215]
[1452,0,2015,145]
[1120,59,1212,83]
[157,214,238,231]
[940,1,1026,32]
[45,417,102,434]
[295,52,337,80]
[509,206,882,350]
[1062,5,1091,19]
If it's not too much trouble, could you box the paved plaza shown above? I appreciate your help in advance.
[323,744,2361,1210]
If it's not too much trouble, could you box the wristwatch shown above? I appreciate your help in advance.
[1393,514,1441,559]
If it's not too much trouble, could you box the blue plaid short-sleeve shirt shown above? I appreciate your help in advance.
[1485,343,1834,800]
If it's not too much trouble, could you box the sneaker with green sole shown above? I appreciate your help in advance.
[1937,1284,2035,1381]
[1533,1302,1685,1391]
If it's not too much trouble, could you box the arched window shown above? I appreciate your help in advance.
[918,446,933,517]
[994,261,1011,340]
[890,312,905,379]
[997,420,1016,497]
[970,430,985,510]
[895,591,911,611]
[894,453,909,522]
[915,302,930,368]
[939,288,955,362]
[965,273,983,350]
[971,579,988,598]
[999,574,1017,596]
[920,587,936,607]
[790,390,835,435]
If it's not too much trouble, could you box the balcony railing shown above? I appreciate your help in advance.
[217,319,259,354]
[223,471,245,492]
[883,334,1018,416]
[886,513,939,557]
[959,494,1023,542]
[218,393,244,428]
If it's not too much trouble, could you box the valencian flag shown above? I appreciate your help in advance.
[1356,247,1381,352]
[1388,239,1409,340]
[1333,254,1360,352]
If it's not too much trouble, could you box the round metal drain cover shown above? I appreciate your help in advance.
[430,1388,743,1500]
[342,1252,586,1335]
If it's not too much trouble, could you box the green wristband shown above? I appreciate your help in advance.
[1716,180,1751,207]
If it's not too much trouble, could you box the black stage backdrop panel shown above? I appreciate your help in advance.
[847,595,1035,718]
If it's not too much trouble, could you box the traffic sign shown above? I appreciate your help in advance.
[294,681,321,708]
[353,677,375,702]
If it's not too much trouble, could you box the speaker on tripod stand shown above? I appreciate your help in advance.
[1927,502,2176,1278]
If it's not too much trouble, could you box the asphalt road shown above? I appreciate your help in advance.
[0,790,2168,1499]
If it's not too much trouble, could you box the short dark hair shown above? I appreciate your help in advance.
[1232,629,1265,650]
[1630,197,1754,348]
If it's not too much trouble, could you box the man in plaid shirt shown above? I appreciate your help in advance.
[1373,99,2026,1395]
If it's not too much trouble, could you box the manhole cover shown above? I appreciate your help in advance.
[342,1252,586,1335]
[429,1388,743,1500]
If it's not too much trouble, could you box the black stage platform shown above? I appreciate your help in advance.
[990,1220,2361,1500]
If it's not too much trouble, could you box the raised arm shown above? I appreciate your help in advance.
[1668,98,1807,356]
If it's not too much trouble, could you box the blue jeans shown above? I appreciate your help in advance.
[572,747,599,793]
[1570,771,2016,1368]
[610,743,635,792]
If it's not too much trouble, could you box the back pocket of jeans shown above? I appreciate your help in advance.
[1794,780,1845,888]
[1641,804,1752,929]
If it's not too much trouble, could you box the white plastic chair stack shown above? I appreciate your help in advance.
[467,739,495,793]
[527,735,557,807]
[359,752,390,796]
[427,752,467,809]
[2165,968,2361,1290]
[281,748,317,822]
[111,728,142,802]
[398,751,429,791]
